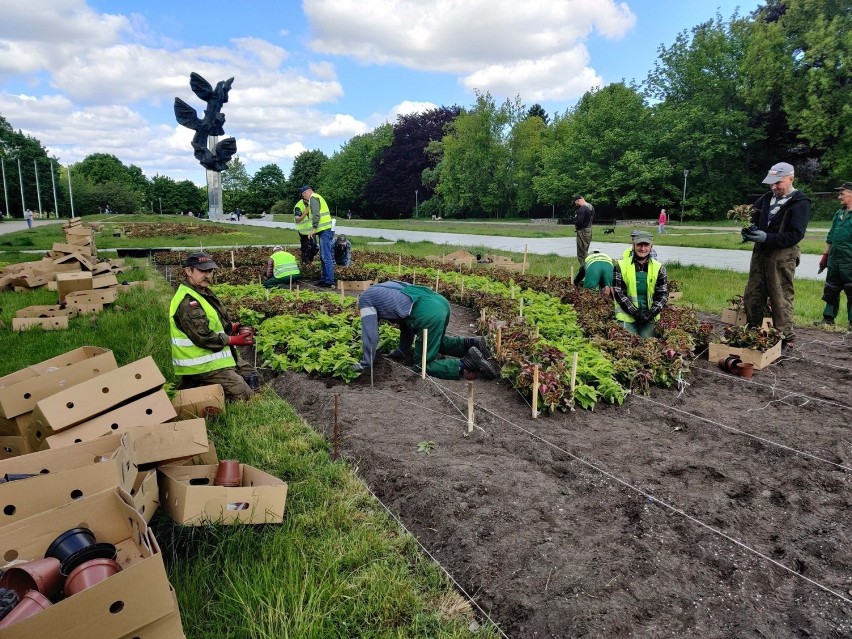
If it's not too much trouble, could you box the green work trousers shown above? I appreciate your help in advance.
[576,227,592,266]
[743,245,799,339]
[402,287,465,380]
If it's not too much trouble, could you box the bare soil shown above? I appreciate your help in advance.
[270,300,852,639]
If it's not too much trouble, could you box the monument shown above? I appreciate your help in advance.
[174,73,238,220]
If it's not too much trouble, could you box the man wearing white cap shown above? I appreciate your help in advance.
[741,161,811,354]
[264,245,300,288]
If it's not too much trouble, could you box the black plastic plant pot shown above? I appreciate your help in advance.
[44,527,97,565]
[59,543,117,577]
[2,474,37,484]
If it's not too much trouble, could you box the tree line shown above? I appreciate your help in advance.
[1,1,848,221]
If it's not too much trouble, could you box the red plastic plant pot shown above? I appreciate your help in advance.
[0,590,52,629]
[64,558,122,597]
[0,557,62,599]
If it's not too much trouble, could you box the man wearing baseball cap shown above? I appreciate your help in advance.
[741,161,811,353]
[815,181,852,329]
[169,251,259,401]
[612,230,668,338]
[300,185,336,287]
[570,194,595,269]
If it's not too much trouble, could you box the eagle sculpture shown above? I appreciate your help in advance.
[174,73,237,172]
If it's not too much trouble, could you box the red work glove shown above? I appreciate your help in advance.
[228,332,254,346]
[818,253,828,274]
[229,322,241,334]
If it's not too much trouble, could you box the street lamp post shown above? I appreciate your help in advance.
[158,197,162,215]
[681,169,689,223]
[415,190,418,218]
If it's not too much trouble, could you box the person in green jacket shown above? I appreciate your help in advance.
[169,252,259,401]
[611,231,668,338]
[815,181,852,328]
[264,245,300,288]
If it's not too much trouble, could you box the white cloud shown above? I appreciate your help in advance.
[304,0,634,99]
[390,100,438,119]
[318,114,369,137]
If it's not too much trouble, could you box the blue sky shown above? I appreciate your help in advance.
[0,1,758,184]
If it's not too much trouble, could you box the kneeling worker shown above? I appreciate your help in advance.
[612,231,668,338]
[582,251,614,297]
[264,245,300,288]
[169,252,259,401]
[353,280,500,380]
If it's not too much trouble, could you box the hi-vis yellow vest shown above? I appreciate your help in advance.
[585,252,612,267]
[309,193,332,232]
[614,257,661,323]
[271,250,299,278]
[169,284,236,375]
[294,200,312,233]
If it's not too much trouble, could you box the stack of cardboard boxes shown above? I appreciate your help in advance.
[0,346,288,636]
[0,218,149,331]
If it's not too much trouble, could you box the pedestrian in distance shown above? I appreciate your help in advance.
[570,195,595,268]
[334,234,352,266]
[658,208,668,234]
[815,181,852,330]
[612,231,668,338]
[741,161,811,354]
[300,185,336,287]
[352,280,500,380]
[169,252,260,401]
[264,245,300,288]
[23,208,33,229]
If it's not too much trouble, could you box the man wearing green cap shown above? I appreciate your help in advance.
[815,181,852,329]
[612,231,668,338]
[169,252,260,401]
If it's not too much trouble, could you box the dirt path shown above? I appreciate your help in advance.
[269,300,852,638]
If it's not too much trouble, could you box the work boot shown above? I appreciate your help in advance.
[386,348,414,365]
[460,347,501,380]
[243,371,260,392]
[463,336,491,359]
[812,317,834,327]
[781,340,794,356]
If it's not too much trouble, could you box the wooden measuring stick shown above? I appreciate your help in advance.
[421,329,428,379]
[496,326,502,357]
[570,352,579,396]
[467,381,474,433]
[532,365,539,418]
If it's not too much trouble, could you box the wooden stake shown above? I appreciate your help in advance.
[532,365,539,419]
[398,255,402,276]
[460,277,465,300]
[496,326,502,358]
[570,352,579,396]
[289,277,293,291]
[339,280,345,302]
[480,308,485,323]
[421,329,428,379]
[547,268,551,281]
[533,325,539,339]
[413,269,416,285]
[296,285,300,300]
[467,382,474,433]
[570,266,574,282]
[519,297,524,318]
[435,271,440,293]
[332,394,339,461]
[230,250,235,271]
[523,243,528,274]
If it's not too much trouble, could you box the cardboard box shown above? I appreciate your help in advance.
[0,435,121,476]
[0,412,33,438]
[14,304,76,319]
[56,270,93,302]
[92,273,119,289]
[0,488,177,639]
[117,281,155,294]
[66,301,104,316]
[0,346,117,419]
[0,436,33,459]
[51,260,83,273]
[117,606,185,639]
[11,316,69,331]
[37,389,178,450]
[54,250,97,271]
[158,463,288,525]
[31,356,166,434]
[65,287,118,305]
[171,384,225,420]
[708,339,782,370]
[129,470,160,523]
[720,308,748,325]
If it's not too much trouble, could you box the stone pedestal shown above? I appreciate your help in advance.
[206,135,223,220]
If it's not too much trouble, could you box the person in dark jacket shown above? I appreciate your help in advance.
[570,195,595,269]
[815,181,852,329]
[741,162,811,353]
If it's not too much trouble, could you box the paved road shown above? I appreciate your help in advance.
[225,219,825,282]
[0,219,63,234]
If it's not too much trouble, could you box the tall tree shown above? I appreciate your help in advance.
[287,150,328,202]
[222,156,250,213]
[526,104,550,125]
[0,114,55,217]
[508,114,548,213]
[365,107,461,219]
[246,163,287,214]
[318,124,392,216]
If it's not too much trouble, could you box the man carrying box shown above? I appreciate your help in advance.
[169,252,259,401]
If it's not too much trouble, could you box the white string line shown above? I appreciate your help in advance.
[780,352,852,372]
[428,380,852,606]
[352,473,512,639]
[370,387,471,427]
[630,393,852,473]
[698,365,852,413]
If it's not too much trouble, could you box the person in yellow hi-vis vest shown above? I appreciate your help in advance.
[169,252,259,401]
[264,245,300,288]
[300,185,335,287]
[611,231,668,338]
[294,199,318,264]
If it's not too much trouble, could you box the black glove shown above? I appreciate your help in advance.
[639,310,655,323]
[743,229,767,243]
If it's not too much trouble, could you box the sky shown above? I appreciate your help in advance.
[0,0,760,185]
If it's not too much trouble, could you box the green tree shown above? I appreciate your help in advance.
[287,150,328,202]
[526,103,550,125]
[0,114,56,217]
[246,163,287,214]
[508,114,547,213]
[69,153,145,213]
[318,124,392,216]
[222,156,250,213]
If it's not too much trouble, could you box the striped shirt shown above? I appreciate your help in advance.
[357,281,414,367]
